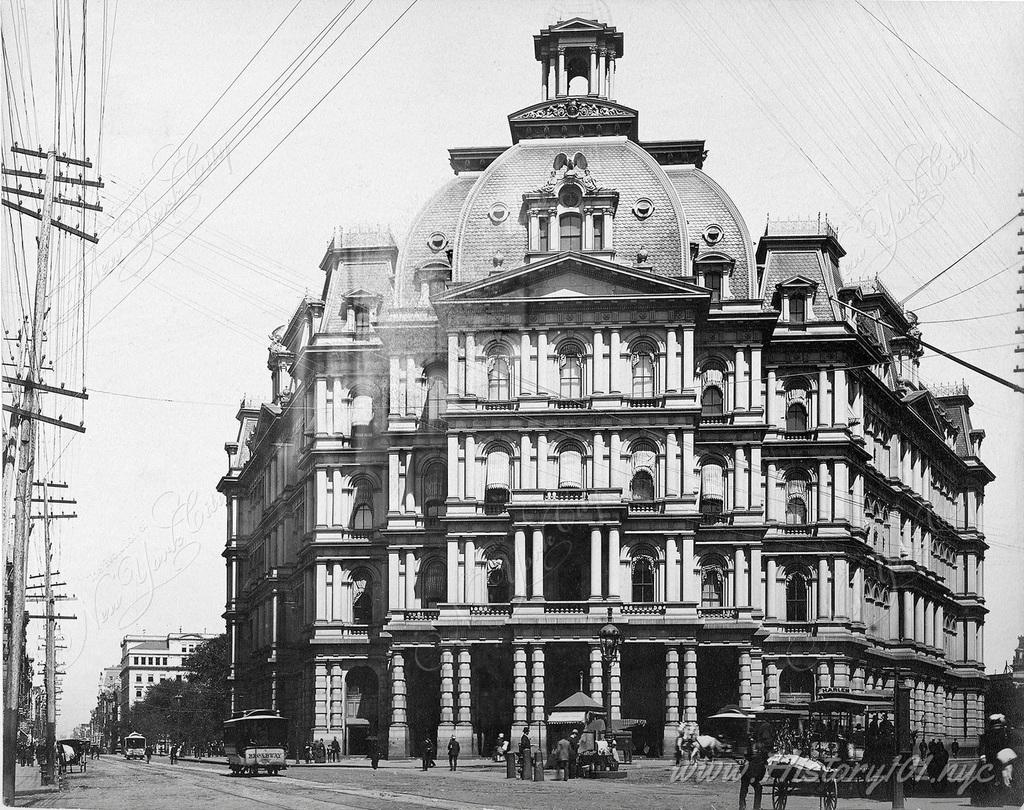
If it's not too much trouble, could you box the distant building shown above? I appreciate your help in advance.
[987,636,1024,729]
[219,17,993,758]
[118,632,217,719]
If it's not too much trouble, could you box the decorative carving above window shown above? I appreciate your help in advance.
[488,202,509,223]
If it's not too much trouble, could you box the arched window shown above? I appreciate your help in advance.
[631,345,656,397]
[351,481,374,530]
[700,361,727,416]
[424,370,447,422]
[484,446,512,512]
[486,352,511,401]
[779,665,813,696]
[422,463,447,528]
[700,566,725,607]
[485,553,510,604]
[351,569,373,625]
[421,560,446,609]
[629,441,657,500]
[558,344,584,399]
[699,461,726,523]
[557,443,584,489]
[351,391,374,429]
[785,572,809,621]
[631,552,656,603]
[701,387,724,417]
[785,473,809,525]
[786,402,808,433]
[559,213,582,252]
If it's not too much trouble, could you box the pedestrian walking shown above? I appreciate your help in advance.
[494,732,507,762]
[739,731,767,810]
[519,727,532,777]
[447,735,460,771]
[169,744,176,764]
[421,737,433,771]
[145,745,153,764]
[556,735,571,781]
[330,736,341,763]
[569,730,579,778]
[303,742,311,763]
[370,743,381,770]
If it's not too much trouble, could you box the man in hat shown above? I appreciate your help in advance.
[447,734,461,771]
[494,732,507,762]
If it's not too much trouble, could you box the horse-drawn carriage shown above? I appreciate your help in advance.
[766,752,838,810]
[57,739,89,774]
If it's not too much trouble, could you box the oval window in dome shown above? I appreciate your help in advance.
[632,198,655,220]
[703,223,724,245]
[488,202,509,223]
[427,231,449,252]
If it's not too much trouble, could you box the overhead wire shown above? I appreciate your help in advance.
[88,0,422,330]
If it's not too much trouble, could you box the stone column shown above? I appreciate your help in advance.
[439,646,456,740]
[852,567,863,623]
[514,529,527,600]
[330,664,343,732]
[666,328,680,392]
[404,550,416,609]
[541,56,549,100]
[464,538,476,604]
[589,643,603,704]
[597,48,607,96]
[833,368,847,425]
[833,659,850,688]
[766,369,777,426]
[817,368,829,426]
[682,430,695,496]
[607,527,621,598]
[609,329,622,393]
[464,435,476,501]
[332,562,344,622]
[666,431,680,497]
[447,538,459,604]
[465,333,476,398]
[316,562,328,622]
[765,558,778,619]
[734,547,747,607]
[682,645,698,723]
[816,659,831,692]
[901,591,913,641]
[666,534,680,602]
[388,549,400,610]
[749,347,762,411]
[817,461,831,521]
[537,331,549,396]
[531,645,547,746]
[923,597,933,648]
[750,547,763,612]
[389,651,409,757]
[456,647,474,753]
[590,527,603,599]
[834,557,848,619]
[735,348,748,410]
[817,558,830,620]
[513,643,529,727]
[765,659,780,704]
[681,534,696,603]
[592,329,606,394]
[663,646,680,753]
[531,527,545,600]
[682,325,695,389]
[315,663,328,731]
[734,447,748,510]
[739,649,752,709]
[914,594,925,644]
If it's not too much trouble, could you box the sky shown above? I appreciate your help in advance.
[2,0,1022,735]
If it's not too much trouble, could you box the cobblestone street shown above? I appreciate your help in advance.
[14,757,985,810]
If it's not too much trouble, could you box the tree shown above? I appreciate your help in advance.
[126,635,230,751]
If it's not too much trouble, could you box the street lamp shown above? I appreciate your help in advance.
[171,694,183,753]
[598,617,622,742]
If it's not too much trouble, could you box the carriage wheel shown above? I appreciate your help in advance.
[821,778,838,810]
[773,778,788,810]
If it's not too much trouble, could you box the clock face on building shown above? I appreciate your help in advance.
[559,185,582,208]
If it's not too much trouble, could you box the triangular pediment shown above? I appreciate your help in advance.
[437,253,709,304]
[549,17,607,32]
[777,274,819,289]
[904,390,948,436]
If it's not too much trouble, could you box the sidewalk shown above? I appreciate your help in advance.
[14,764,61,803]
[172,754,506,770]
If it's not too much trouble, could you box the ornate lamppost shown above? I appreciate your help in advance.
[598,618,622,743]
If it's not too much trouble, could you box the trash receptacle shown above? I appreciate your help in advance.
[505,752,516,779]
[522,751,533,780]
[532,751,544,781]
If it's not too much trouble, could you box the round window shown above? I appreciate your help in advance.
[559,185,582,208]
[632,198,655,220]
[427,231,449,252]
[703,223,724,245]
[488,202,509,223]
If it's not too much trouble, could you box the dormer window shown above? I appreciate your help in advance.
[790,295,806,324]
[538,217,550,252]
[706,271,723,303]
[354,306,371,335]
[560,213,582,252]
[593,215,605,250]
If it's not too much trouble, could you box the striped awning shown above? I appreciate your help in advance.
[631,445,656,474]
[486,450,511,490]
[558,448,583,489]
[700,464,724,501]
[785,477,808,499]
[352,394,373,426]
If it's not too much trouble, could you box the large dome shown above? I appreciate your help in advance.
[393,136,756,309]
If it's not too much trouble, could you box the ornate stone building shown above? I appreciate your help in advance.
[218,18,992,759]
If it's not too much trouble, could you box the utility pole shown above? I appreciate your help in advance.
[1,143,97,803]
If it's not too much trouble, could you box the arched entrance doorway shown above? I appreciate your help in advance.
[344,667,378,755]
